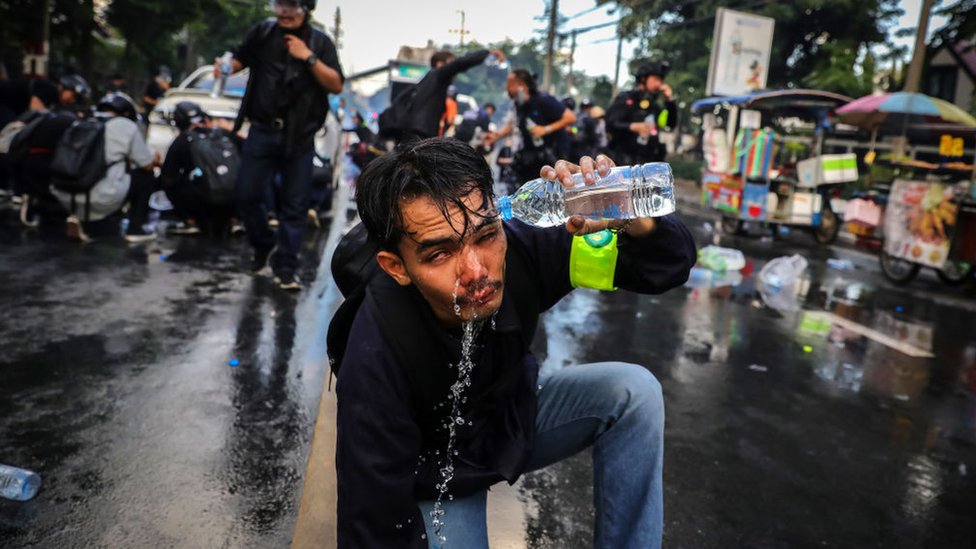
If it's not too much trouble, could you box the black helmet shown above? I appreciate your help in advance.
[96,92,138,121]
[173,101,207,130]
[561,96,576,111]
[636,61,670,83]
[580,97,594,110]
[58,74,91,102]
[271,0,316,11]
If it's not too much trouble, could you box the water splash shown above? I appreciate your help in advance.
[429,282,484,544]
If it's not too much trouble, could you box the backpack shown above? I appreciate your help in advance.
[188,128,239,206]
[377,84,418,140]
[325,222,540,391]
[0,111,50,161]
[49,118,113,219]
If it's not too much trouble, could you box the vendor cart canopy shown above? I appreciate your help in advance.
[692,89,853,115]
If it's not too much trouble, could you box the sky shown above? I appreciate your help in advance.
[312,0,951,88]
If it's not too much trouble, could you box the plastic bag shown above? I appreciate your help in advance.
[698,245,746,272]
[758,254,808,310]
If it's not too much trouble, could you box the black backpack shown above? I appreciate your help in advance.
[325,222,540,391]
[377,84,418,140]
[50,118,112,219]
[188,128,239,206]
[4,111,52,164]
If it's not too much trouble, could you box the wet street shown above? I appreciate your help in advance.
[2,186,976,548]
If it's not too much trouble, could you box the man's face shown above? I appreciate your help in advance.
[505,74,522,99]
[377,190,507,326]
[643,75,663,93]
[273,2,305,29]
[485,106,495,117]
[59,88,75,105]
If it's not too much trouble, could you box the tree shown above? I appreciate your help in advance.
[932,0,976,46]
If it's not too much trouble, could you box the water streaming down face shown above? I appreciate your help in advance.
[427,281,485,544]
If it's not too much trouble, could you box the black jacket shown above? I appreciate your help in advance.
[401,49,491,139]
[232,20,343,154]
[335,216,696,547]
[606,89,677,161]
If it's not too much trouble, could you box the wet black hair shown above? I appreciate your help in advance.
[356,138,495,252]
[430,50,455,68]
[483,102,496,112]
[509,68,538,95]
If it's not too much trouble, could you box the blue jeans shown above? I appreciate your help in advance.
[418,362,665,549]
[235,127,313,275]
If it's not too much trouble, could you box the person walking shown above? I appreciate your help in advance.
[218,0,343,290]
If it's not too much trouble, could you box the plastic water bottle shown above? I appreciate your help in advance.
[636,113,657,146]
[524,119,545,148]
[497,163,676,227]
[485,53,509,70]
[0,464,41,501]
[212,51,233,98]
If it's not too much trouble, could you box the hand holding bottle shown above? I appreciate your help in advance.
[540,155,658,238]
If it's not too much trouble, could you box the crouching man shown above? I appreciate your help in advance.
[334,138,695,548]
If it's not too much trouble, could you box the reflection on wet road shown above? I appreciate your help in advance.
[0,228,333,548]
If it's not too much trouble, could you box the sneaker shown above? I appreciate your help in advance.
[268,214,279,229]
[307,208,320,229]
[19,196,38,228]
[124,229,157,243]
[251,245,276,274]
[168,221,201,235]
[230,220,246,236]
[274,272,301,291]
[66,215,90,242]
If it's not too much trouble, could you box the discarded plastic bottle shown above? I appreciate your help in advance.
[497,163,676,227]
[0,464,41,501]
[698,245,746,272]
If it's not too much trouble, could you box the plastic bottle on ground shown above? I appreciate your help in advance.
[698,245,746,272]
[497,163,676,227]
[0,464,41,501]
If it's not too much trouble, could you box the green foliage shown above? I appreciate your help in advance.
[668,155,704,181]
[934,0,976,46]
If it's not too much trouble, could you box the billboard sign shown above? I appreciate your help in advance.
[706,8,775,96]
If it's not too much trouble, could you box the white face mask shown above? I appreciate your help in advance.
[515,88,528,105]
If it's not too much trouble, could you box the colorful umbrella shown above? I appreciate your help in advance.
[836,92,976,130]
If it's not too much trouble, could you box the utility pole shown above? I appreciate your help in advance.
[543,0,559,92]
[612,30,623,97]
[904,0,935,93]
[566,30,577,96]
[332,7,343,50]
[449,10,470,47]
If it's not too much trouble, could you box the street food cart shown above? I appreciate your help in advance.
[836,92,976,286]
[693,89,856,244]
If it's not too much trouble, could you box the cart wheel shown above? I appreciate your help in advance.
[936,261,973,286]
[813,205,840,244]
[720,216,744,235]
[879,248,920,285]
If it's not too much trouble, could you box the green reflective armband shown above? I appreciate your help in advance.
[569,230,619,291]
[657,109,669,130]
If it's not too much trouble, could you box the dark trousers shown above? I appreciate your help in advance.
[167,182,231,235]
[236,127,313,275]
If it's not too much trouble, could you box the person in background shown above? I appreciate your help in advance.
[217,0,344,291]
[606,61,676,165]
[571,98,602,160]
[384,47,505,144]
[454,102,495,152]
[50,92,160,243]
[485,69,576,183]
[440,84,458,137]
[56,74,91,114]
[106,72,129,95]
[142,66,172,110]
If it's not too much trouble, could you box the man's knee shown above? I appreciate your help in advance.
[603,363,664,427]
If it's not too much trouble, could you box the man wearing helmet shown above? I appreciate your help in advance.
[56,74,91,114]
[160,101,242,235]
[606,61,676,164]
[217,0,343,290]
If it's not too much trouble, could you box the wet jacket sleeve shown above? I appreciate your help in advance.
[614,214,696,293]
[336,310,427,549]
[314,32,344,84]
[438,49,491,82]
